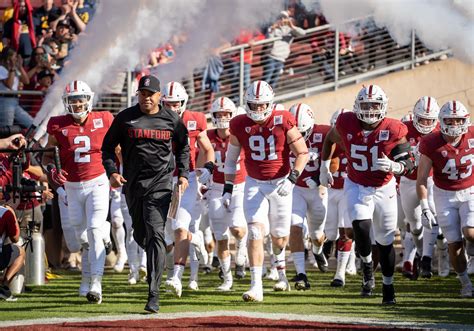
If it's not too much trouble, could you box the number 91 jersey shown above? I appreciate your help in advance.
[230,111,295,180]
[419,126,474,191]
[47,111,114,182]
[336,112,408,187]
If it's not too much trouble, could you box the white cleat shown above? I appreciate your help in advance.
[273,278,291,292]
[113,255,127,273]
[165,277,182,298]
[460,284,473,298]
[438,248,450,277]
[265,267,279,281]
[139,266,147,282]
[128,271,139,285]
[467,256,474,275]
[188,280,199,291]
[217,278,233,292]
[79,277,90,297]
[242,286,263,302]
[86,276,102,304]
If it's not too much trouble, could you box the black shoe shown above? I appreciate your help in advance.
[382,284,396,305]
[234,264,246,279]
[104,241,113,256]
[0,285,16,301]
[412,254,420,280]
[203,265,212,274]
[211,256,220,268]
[330,278,344,287]
[323,240,333,260]
[420,256,433,279]
[313,252,329,273]
[294,273,311,291]
[144,294,159,313]
[360,262,375,297]
[218,267,224,280]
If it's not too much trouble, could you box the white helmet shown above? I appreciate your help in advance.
[161,81,188,116]
[413,96,440,134]
[353,84,388,125]
[272,103,285,111]
[288,103,314,141]
[210,96,236,129]
[63,80,94,120]
[400,112,413,123]
[330,108,351,126]
[439,100,470,137]
[244,80,274,122]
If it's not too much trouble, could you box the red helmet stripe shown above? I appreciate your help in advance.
[295,103,302,125]
[73,80,78,92]
[426,97,431,113]
[255,81,261,99]
[452,100,457,114]
[368,85,373,98]
[220,97,224,108]
[169,82,174,97]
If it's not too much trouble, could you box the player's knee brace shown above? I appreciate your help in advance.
[352,219,372,258]
[248,223,263,241]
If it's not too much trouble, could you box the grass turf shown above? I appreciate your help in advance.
[0,268,473,325]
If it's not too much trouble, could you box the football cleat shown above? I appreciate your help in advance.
[467,256,474,276]
[266,267,279,281]
[139,266,147,282]
[235,264,246,279]
[361,262,375,297]
[128,271,139,285]
[165,277,182,298]
[294,273,311,291]
[79,277,91,297]
[402,261,413,279]
[382,284,396,305]
[188,280,199,291]
[330,278,344,287]
[273,277,291,292]
[217,278,233,292]
[420,256,433,279]
[242,286,263,302]
[113,254,127,273]
[86,276,102,304]
[313,252,329,273]
[460,283,473,298]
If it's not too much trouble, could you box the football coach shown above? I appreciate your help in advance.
[102,74,189,313]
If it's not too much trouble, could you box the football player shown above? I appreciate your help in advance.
[224,80,309,302]
[320,84,415,304]
[45,80,113,304]
[417,100,474,297]
[162,81,214,296]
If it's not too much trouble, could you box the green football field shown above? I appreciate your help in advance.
[1,268,473,325]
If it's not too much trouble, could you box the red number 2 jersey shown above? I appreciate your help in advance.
[47,111,114,182]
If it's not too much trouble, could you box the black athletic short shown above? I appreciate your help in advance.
[0,244,19,271]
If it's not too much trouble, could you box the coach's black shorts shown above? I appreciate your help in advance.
[0,244,20,271]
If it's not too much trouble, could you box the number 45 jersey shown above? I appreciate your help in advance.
[419,126,474,191]
[230,111,295,180]
[47,111,114,182]
[336,111,408,187]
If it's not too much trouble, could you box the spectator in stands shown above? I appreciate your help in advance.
[2,0,37,62]
[33,0,61,37]
[149,43,175,67]
[26,45,56,89]
[75,0,94,26]
[0,46,33,128]
[53,19,77,68]
[21,69,54,118]
[263,10,305,88]
[2,1,15,25]
[286,0,308,28]
[50,0,86,34]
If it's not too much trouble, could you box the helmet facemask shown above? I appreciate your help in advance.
[414,114,437,134]
[64,94,93,120]
[356,101,386,125]
[212,111,233,129]
[246,101,273,123]
[441,117,469,137]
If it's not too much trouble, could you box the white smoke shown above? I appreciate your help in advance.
[33,0,283,141]
[301,0,473,63]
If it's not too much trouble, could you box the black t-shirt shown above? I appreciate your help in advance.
[102,104,189,198]
[32,6,61,35]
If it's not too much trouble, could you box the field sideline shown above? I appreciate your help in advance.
[0,268,473,328]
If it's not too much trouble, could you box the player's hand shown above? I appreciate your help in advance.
[49,168,68,186]
[319,160,334,188]
[2,134,26,150]
[277,178,294,196]
[196,167,211,186]
[374,153,402,174]
[178,176,188,192]
[222,192,232,212]
[303,176,319,190]
[198,184,209,200]
[421,208,436,229]
[110,173,127,189]
[56,187,68,206]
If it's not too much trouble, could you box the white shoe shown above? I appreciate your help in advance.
[165,277,182,298]
[467,256,474,275]
[235,242,247,267]
[128,271,139,285]
[191,231,209,265]
[242,286,263,302]
[139,266,147,282]
[438,248,450,277]
[273,278,291,292]
[266,267,279,281]
[460,283,473,298]
[79,277,90,297]
[87,276,102,304]
[217,278,233,291]
[188,280,199,291]
[114,255,127,273]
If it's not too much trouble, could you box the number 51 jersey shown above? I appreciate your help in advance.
[229,111,296,180]
[47,111,114,182]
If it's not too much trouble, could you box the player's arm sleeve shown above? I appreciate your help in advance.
[173,119,190,179]
[390,138,415,175]
[101,115,121,178]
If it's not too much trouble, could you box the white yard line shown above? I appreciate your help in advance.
[0,310,471,330]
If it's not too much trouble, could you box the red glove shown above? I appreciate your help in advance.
[49,168,68,186]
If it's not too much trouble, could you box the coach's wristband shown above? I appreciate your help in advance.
[223,181,234,195]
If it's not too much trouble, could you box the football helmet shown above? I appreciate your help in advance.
[288,103,314,141]
[400,112,413,123]
[412,96,440,134]
[353,84,388,125]
[210,96,236,129]
[244,80,274,122]
[272,103,285,111]
[63,80,94,120]
[439,100,470,137]
[161,81,188,116]
[330,108,351,127]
